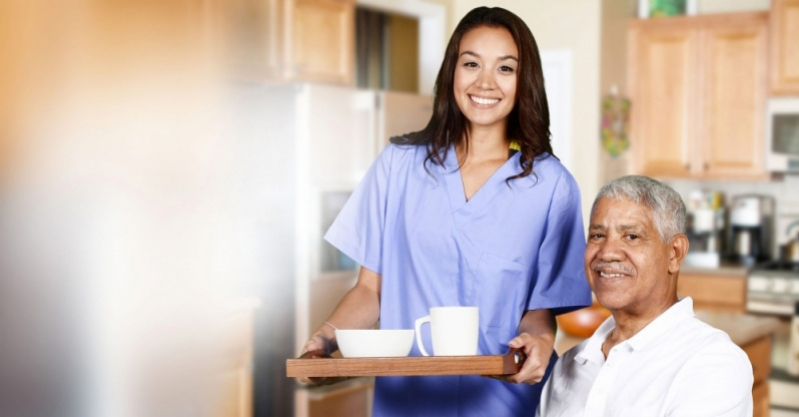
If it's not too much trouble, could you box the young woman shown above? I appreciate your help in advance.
[299,7,591,416]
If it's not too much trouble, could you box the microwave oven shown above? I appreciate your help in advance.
[766,97,799,173]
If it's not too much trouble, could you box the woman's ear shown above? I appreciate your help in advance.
[668,234,689,274]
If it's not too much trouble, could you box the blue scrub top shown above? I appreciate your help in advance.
[325,143,591,416]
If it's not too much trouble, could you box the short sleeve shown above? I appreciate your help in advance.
[323,145,393,274]
[526,174,592,315]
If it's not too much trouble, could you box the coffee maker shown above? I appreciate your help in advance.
[685,191,725,267]
[728,195,774,266]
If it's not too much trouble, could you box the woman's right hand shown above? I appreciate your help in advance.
[300,332,334,358]
[297,331,350,386]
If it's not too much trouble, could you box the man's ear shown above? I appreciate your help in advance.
[668,234,689,274]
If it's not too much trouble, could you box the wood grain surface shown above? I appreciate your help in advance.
[287,350,523,377]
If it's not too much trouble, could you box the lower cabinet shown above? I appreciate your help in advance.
[309,381,373,417]
[297,379,374,417]
[752,377,770,417]
[743,336,772,417]
[677,270,747,313]
[214,304,258,417]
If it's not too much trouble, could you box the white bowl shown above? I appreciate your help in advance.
[336,329,415,358]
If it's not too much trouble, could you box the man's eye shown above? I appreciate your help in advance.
[590,233,604,239]
[627,234,639,240]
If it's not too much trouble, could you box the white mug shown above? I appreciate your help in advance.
[414,306,479,356]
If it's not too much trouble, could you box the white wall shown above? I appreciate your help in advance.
[448,0,602,223]
[696,0,769,13]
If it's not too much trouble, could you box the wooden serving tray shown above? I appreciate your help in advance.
[287,349,524,378]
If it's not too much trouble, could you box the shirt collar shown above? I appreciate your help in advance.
[575,315,615,365]
[625,297,695,351]
[573,297,695,364]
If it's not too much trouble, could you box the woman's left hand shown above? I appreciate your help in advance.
[489,331,554,384]
[485,309,556,384]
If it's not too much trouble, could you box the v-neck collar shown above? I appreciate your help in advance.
[442,144,520,214]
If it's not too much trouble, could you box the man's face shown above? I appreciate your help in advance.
[585,197,682,314]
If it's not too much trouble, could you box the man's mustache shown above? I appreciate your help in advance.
[591,261,634,274]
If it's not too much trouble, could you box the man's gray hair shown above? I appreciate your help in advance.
[592,175,686,243]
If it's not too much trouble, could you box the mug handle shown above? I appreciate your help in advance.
[414,315,431,356]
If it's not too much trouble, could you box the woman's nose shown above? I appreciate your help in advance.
[476,69,495,89]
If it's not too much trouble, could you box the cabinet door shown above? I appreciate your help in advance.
[629,24,699,177]
[771,0,799,94]
[752,381,769,417]
[676,272,746,313]
[214,309,256,417]
[287,0,355,85]
[264,0,285,79]
[700,14,768,178]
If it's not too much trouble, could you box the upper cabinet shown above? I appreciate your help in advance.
[770,0,799,94]
[226,0,355,85]
[286,0,355,85]
[628,13,769,179]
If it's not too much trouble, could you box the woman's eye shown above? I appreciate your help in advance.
[499,65,515,73]
[463,61,478,68]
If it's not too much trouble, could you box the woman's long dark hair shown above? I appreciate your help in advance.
[392,7,553,181]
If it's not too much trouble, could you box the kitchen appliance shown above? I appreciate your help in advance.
[789,301,799,376]
[728,195,774,266]
[747,263,799,414]
[747,262,799,316]
[685,190,726,267]
[766,97,799,173]
[783,220,799,266]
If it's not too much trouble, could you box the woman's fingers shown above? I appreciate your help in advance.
[504,333,551,384]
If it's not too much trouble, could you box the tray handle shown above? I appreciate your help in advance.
[501,348,527,375]
[295,350,355,387]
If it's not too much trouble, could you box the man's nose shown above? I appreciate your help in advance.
[595,237,624,261]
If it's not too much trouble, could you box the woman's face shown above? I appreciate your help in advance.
[453,25,518,132]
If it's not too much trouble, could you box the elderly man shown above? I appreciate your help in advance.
[538,176,753,416]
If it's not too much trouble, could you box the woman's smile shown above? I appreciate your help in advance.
[469,94,501,106]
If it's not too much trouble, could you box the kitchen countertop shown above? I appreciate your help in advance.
[555,309,782,355]
[681,262,751,276]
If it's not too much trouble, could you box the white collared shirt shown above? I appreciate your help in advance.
[538,297,753,417]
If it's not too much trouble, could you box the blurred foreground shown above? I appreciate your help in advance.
[0,2,279,416]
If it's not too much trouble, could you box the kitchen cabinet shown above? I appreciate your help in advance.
[742,336,772,417]
[770,0,799,94]
[628,13,769,179]
[218,0,355,84]
[286,0,355,85]
[264,0,284,80]
[677,268,748,313]
[214,300,260,417]
[245,0,355,84]
[307,379,374,417]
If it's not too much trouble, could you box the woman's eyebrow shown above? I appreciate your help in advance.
[458,51,518,62]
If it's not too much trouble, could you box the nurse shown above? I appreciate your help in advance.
[299,6,591,416]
